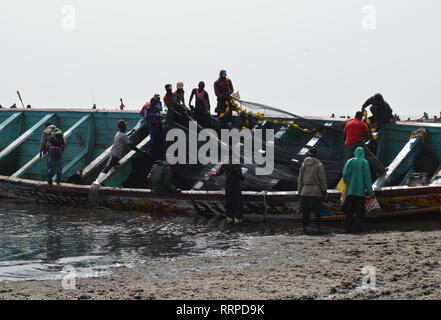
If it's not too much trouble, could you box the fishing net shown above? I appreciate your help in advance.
[121,97,346,191]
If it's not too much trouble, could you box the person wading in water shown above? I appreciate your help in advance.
[209,147,244,224]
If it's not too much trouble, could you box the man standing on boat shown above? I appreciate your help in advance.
[145,97,165,160]
[93,120,147,186]
[40,123,66,185]
[342,146,375,233]
[189,81,211,126]
[164,84,179,131]
[40,122,56,159]
[344,111,385,180]
[175,82,186,107]
[214,70,234,128]
[361,93,394,130]
[298,147,327,234]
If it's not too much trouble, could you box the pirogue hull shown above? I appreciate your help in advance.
[1,175,439,221]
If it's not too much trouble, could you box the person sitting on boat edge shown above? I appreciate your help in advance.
[93,120,148,186]
[342,146,375,233]
[147,160,180,194]
[298,147,327,234]
[343,111,385,181]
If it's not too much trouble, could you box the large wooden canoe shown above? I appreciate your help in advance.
[1,108,441,220]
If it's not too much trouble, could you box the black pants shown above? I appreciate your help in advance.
[103,156,120,174]
[343,195,365,233]
[300,196,322,229]
[225,174,243,219]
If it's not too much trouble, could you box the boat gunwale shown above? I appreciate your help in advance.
[3,108,441,128]
[1,175,441,200]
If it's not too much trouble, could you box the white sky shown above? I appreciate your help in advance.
[1,0,440,118]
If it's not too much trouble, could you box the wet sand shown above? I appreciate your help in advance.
[2,216,441,300]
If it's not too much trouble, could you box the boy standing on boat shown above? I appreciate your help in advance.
[298,148,327,234]
[93,120,146,186]
[342,146,375,233]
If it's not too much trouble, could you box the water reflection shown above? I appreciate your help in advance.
[0,200,304,281]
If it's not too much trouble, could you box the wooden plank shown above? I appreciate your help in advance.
[0,112,23,135]
[11,114,91,179]
[0,113,54,163]
[373,135,421,188]
[297,122,333,156]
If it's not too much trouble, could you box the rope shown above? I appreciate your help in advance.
[234,98,343,133]
[88,184,107,209]
[262,190,268,219]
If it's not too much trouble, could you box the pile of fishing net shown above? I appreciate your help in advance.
[123,98,346,191]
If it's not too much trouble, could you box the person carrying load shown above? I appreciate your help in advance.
[40,122,66,185]
[93,120,148,186]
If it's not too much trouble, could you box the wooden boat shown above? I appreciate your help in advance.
[1,108,441,220]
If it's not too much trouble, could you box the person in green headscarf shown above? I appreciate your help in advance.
[342,146,375,233]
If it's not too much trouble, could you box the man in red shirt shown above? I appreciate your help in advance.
[344,111,385,180]
[344,112,369,148]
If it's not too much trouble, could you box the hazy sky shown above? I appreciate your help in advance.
[1,0,440,118]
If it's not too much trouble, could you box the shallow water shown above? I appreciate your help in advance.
[0,200,304,281]
[1,199,439,282]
